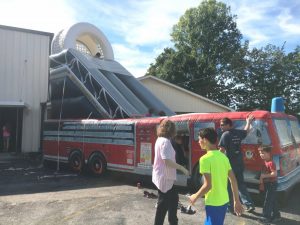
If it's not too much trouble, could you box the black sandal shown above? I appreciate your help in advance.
[143,191,158,199]
[181,205,196,215]
[147,192,158,199]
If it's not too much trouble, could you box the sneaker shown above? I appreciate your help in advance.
[259,217,272,224]
[245,205,255,212]
[272,215,282,222]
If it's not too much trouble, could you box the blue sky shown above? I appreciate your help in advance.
[0,0,299,77]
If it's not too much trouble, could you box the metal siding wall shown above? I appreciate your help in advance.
[0,28,50,152]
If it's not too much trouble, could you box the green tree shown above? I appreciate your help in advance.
[234,44,300,117]
[285,46,300,118]
[146,0,246,106]
[146,0,300,117]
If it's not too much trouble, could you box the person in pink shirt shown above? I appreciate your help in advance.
[152,119,189,225]
[2,124,11,152]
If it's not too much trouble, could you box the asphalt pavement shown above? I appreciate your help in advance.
[0,152,299,225]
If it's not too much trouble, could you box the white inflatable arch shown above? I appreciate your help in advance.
[51,22,114,60]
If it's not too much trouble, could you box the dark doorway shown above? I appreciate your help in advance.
[0,107,23,153]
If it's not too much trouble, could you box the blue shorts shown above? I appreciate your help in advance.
[205,203,228,225]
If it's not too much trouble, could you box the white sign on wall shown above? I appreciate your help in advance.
[139,142,152,168]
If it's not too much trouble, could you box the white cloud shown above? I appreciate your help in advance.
[227,0,300,49]
[112,43,175,77]
[86,0,200,47]
[227,0,276,46]
[112,43,156,77]
[240,26,269,48]
[0,0,76,33]
[1,0,298,77]
[81,0,200,77]
[277,8,300,35]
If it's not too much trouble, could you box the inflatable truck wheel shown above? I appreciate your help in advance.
[88,153,107,176]
[68,150,83,172]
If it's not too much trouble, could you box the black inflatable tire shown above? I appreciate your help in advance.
[88,153,107,176]
[68,150,83,172]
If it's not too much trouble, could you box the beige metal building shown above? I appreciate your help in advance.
[0,25,53,153]
[138,75,233,114]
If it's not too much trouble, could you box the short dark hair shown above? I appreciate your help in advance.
[158,111,166,116]
[220,117,232,126]
[258,145,272,153]
[157,119,176,138]
[198,128,217,144]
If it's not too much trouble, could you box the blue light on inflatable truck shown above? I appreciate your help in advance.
[271,97,285,113]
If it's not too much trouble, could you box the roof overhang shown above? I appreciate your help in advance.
[0,101,27,108]
[138,75,234,112]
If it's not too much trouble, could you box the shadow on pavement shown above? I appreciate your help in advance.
[0,153,144,197]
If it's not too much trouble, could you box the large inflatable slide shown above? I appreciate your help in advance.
[48,22,174,119]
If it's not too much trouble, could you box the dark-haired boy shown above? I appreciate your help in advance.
[189,128,243,225]
[258,146,281,224]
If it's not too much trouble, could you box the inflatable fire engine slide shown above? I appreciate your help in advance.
[48,22,174,119]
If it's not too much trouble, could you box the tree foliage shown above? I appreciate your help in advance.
[146,0,300,117]
[285,46,300,117]
[146,0,246,106]
[233,45,300,118]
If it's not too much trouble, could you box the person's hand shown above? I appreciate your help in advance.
[189,194,198,205]
[246,114,255,123]
[181,166,189,176]
[234,200,244,216]
[219,147,226,154]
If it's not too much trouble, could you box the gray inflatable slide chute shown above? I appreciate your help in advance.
[49,22,174,119]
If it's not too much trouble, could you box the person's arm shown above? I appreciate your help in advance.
[189,173,211,205]
[244,114,255,133]
[228,170,244,216]
[218,132,229,154]
[163,159,189,175]
[260,164,277,183]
